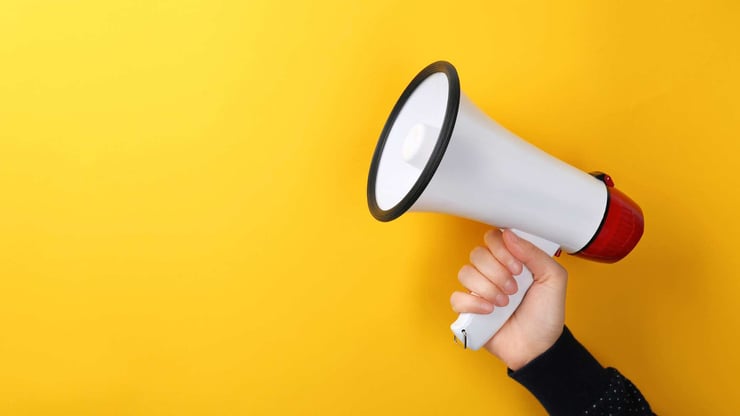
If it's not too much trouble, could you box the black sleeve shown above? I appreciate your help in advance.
[508,326,654,415]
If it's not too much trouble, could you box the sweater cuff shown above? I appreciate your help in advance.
[508,326,610,416]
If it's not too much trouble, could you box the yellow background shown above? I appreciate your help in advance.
[1,0,739,414]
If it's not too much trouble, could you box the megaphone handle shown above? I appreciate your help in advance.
[450,229,560,351]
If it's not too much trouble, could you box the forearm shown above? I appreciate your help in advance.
[508,326,654,415]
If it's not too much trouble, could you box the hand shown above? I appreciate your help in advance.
[450,229,568,370]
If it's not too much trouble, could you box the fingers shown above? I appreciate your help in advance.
[458,264,511,307]
[451,229,568,324]
[484,229,523,275]
[451,229,526,313]
[502,229,567,285]
[469,246,518,295]
[450,291,494,314]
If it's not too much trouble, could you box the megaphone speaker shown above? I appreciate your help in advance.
[367,61,644,350]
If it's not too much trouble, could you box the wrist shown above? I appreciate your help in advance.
[489,326,565,371]
[501,347,545,372]
[496,332,563,371]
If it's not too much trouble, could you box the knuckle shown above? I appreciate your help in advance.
[488,242,511,260]
[484,229,501,244]
[457,265,472,282]
[481,257,509,282]
[495,245,514,260]
[469,246,485,262]
[467,278,494,299]
[450,292,460,305]
[481,285,499,301]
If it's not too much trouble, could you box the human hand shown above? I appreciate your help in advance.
[450,229,568,370]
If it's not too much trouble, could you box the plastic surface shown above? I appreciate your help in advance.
[575,186,644,263]
[450,229,560,351]
[409,92,608,253]
[373,71,450,211]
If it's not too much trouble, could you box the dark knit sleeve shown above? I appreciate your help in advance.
[508,326,654,415]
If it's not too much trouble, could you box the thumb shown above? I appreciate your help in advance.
[501,230,566,284]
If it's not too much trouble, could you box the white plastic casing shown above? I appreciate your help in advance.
[409,93,607,253]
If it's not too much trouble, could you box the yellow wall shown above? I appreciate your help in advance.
[1,0,738,414]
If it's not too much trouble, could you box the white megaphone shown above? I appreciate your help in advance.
[367,61,644,351]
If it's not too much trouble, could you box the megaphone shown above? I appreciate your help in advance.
[367,61,644,351]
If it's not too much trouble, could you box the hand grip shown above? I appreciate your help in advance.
[450,229,560,351]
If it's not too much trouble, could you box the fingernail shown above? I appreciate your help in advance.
[503,279,517,295]
[481,302,494,313]
[507,260,522,275]
[495,294,508,307]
